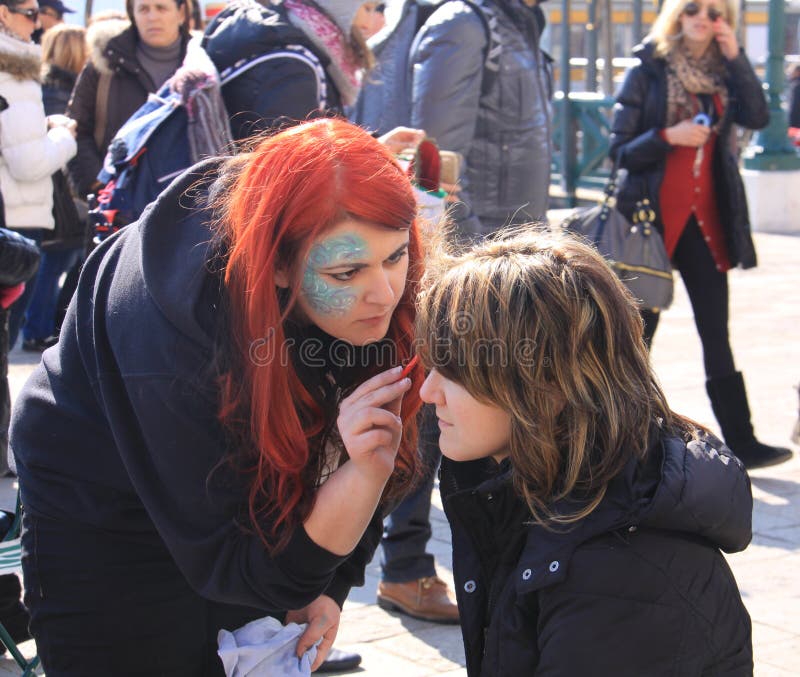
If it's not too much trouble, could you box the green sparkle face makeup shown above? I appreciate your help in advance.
[301,233,367,317]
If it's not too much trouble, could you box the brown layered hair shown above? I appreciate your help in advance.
[415,228,695,527]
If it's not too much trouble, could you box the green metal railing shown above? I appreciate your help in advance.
[551,92,616,204]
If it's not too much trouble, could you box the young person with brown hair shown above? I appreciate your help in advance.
[416,229,753,675]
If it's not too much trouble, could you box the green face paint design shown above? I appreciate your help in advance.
[301,234,367,316]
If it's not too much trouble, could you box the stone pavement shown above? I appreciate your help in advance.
[0,231,798,675]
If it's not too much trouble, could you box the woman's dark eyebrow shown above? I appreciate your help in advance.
[386,241,411,260]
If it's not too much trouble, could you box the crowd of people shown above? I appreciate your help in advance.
[0,0,795,675]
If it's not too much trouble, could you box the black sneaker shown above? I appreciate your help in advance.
[317,648,362,673]
[0,603,32,655]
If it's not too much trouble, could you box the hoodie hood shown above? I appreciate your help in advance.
[137,157,226,347]
[86,17,131,75]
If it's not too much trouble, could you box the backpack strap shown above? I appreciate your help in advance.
[94,70,112,152]
[218,44,328,111]
[459,0,501,75]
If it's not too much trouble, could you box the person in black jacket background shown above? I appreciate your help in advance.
[609,0,791,470]
[415,229,754,676]
[67,0,191,200]
[788,64,800,129]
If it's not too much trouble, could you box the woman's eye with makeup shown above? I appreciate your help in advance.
[387,249,409,264]
[329,269,358,282]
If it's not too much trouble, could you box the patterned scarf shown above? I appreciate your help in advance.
[284,0,361,107]
[664,41,729,131]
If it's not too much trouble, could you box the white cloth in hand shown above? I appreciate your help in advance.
[217,615,319,677]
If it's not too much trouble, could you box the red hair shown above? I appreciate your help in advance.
[216,119,423,550]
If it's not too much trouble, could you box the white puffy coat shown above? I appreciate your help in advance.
[0,31,76,230]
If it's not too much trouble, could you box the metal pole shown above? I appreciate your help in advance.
[560,0,576,205]
[743,0,800,170]
[84,0,93,26]
[586,0,598,92]
[601,0,614,96]
[632,0,643,45]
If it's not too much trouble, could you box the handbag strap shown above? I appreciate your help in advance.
[595,152,622,239]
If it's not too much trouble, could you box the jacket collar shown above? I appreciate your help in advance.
[513,432,752,594]
[0,31,40,81]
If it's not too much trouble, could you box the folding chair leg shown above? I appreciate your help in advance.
[0,622,39,675]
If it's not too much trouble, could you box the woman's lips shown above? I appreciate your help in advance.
[358,313,389,326]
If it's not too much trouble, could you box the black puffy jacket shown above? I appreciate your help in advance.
[609,42,768,269]
[202,0,343,141]
[441,431,753,676]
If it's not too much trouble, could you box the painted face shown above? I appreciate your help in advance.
[292,219,410,346]
[132,0,184,49]
[420,369,512,463]
[353,1,385,40]
[1,1,40,42]
[678,1,725,51]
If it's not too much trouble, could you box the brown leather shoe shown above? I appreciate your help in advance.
[377,575,460,624]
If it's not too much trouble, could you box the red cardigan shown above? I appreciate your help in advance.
[658,94,731,272]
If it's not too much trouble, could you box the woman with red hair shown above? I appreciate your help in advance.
[10,118,424,676]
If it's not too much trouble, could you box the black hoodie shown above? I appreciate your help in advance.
[10,159,380,614]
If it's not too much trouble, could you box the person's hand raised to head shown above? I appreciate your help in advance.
[337,366,411,480]
[713,15,739,60]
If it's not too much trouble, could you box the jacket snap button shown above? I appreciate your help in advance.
[464,580,476,593]
[628,525,638,533]
[522,568,532,581]
[548,561,559,573]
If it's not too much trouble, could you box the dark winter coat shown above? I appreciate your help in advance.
[355,0,552,236]
[441,431,754,676]
[609,42,768,269]
[10,160,381,621]
[202,0,343,141]
[67,20,189,198]
[789,73,800,128]
[40,64,75,117]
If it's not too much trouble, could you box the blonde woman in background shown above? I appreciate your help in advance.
[609,0,791,470]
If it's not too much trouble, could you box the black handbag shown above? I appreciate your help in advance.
[0,228,40,287]
[561,168,674,312]
[41,170,88,253]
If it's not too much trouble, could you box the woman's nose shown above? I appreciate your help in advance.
[419,370,440,404]
[364,270,395,306]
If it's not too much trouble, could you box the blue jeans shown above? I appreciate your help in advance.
[22,246,83,342]
[381,404,440,583]
[7,229,45,349]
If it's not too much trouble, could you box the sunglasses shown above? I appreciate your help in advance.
[8,7,39,22]
[683,2,723,22]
